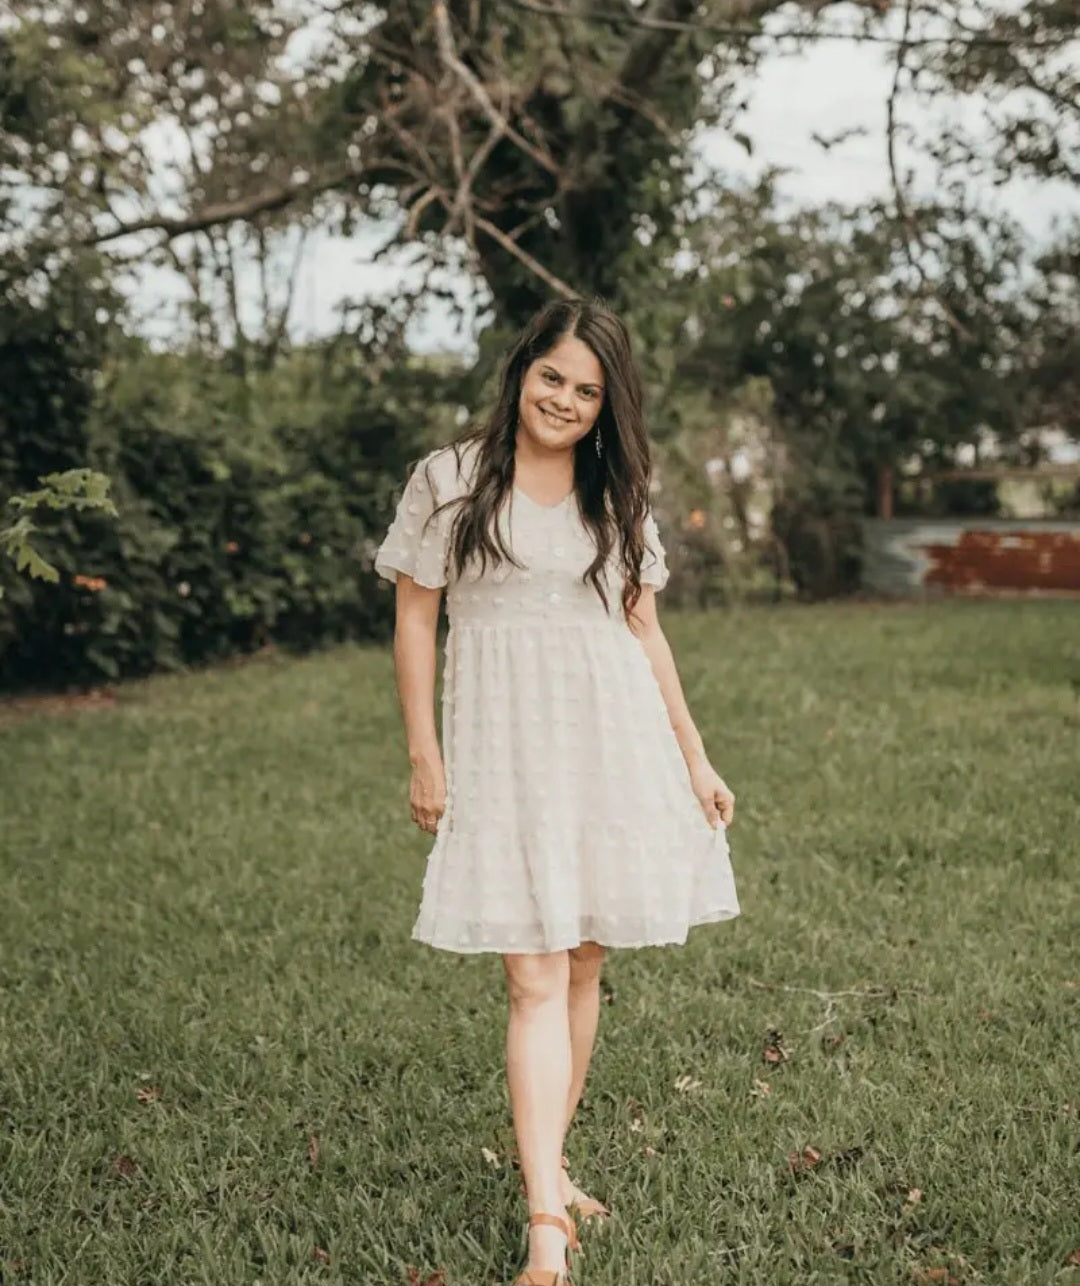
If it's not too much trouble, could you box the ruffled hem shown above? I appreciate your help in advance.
[410,904,741,955]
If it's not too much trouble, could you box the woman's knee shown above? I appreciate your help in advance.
[501,949,570,1007]
[568,940,605,985]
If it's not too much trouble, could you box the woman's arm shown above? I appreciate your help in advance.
[392,575,447,834]
[628,587,735,827]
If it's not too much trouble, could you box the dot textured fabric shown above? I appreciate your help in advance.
[374,441,740,954]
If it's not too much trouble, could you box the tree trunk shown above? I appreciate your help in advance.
[877,463,894,519]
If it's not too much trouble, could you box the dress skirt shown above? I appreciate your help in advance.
[374,441,741,954]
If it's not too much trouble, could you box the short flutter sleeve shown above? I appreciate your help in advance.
[374,453,451,588]
[639,507,670,591]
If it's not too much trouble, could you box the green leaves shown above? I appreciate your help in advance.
[0,469,117,600]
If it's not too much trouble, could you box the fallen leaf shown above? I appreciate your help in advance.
[480,1146,500,1166]
[787,1145,823,1172]
[308,1134,320,1169]
[762,1028,791,1064]
[751,1079,772,1098]
[406,1270,447,1286]
[629,1117,643,1133]
[673,1074,702,1093]
[643,1145,656,1156]
[112,1154,138,1177]
[135,1085,161,1104]
[975,1007,994,1021]
[312,1246,330,1264]
[1067,1249,1080,1267]
[906,1187,923,1205]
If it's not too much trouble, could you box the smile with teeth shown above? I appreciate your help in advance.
[541,407,573,424]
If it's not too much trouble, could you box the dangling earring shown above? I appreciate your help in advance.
[595,425,603,458]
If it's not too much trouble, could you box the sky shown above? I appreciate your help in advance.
[119,24,1078,361]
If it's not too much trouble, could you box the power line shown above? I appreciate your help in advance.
[509,0,1078,50]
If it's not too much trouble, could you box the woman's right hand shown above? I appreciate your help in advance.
[409,751,447,835]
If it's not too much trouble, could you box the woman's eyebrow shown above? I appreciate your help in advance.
[542,364,603,389]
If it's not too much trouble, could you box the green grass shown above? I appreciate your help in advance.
[1,599,1078,1286]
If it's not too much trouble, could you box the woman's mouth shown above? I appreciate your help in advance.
[540,407,573,425]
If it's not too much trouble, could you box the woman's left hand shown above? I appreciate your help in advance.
[688,756,735,829]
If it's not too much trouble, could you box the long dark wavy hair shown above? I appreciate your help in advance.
[416,295,655,621]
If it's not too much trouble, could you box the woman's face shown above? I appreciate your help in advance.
[517,334,606,454]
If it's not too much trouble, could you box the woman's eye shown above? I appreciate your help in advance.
[543,371,558,382]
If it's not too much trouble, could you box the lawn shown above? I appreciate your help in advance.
[1,599,1077,1286]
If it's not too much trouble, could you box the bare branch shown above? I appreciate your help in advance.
[431,0,562,177]
[404,186,442,240]
[747,978,927,1037]
[886,0,975,342]
[264,225,309,367]
[604,81,682,147]
[473,213,577,297]
[85,168,363,247]
[510,0,1075,48]
[601,0,702,116]
[207,222,248,368]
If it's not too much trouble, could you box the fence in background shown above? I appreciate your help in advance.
[861,519,1080,597]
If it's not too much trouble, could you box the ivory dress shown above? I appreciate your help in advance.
[374,441,740,955]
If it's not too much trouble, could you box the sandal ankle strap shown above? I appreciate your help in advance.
[527,1211,571,1237]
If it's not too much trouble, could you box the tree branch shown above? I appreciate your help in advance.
[431,0,562,177]
[84,168,363,247]
[886,0,974,342]
[510,0,1075,47]
[473,213,577,297]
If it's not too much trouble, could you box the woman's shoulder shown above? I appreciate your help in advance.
[417,437,483,502]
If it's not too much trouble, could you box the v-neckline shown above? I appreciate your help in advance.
[513,482,575,511]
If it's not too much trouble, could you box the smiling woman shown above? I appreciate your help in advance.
[373,295,739,1286]
[514,336,607,501]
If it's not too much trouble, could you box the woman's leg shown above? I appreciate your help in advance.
[561,941,605,1202]
[501,948,573,1273]
[565,941,605,1133]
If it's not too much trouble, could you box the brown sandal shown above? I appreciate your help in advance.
[511,1211,577,1286]
[512,1154,610,1229]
